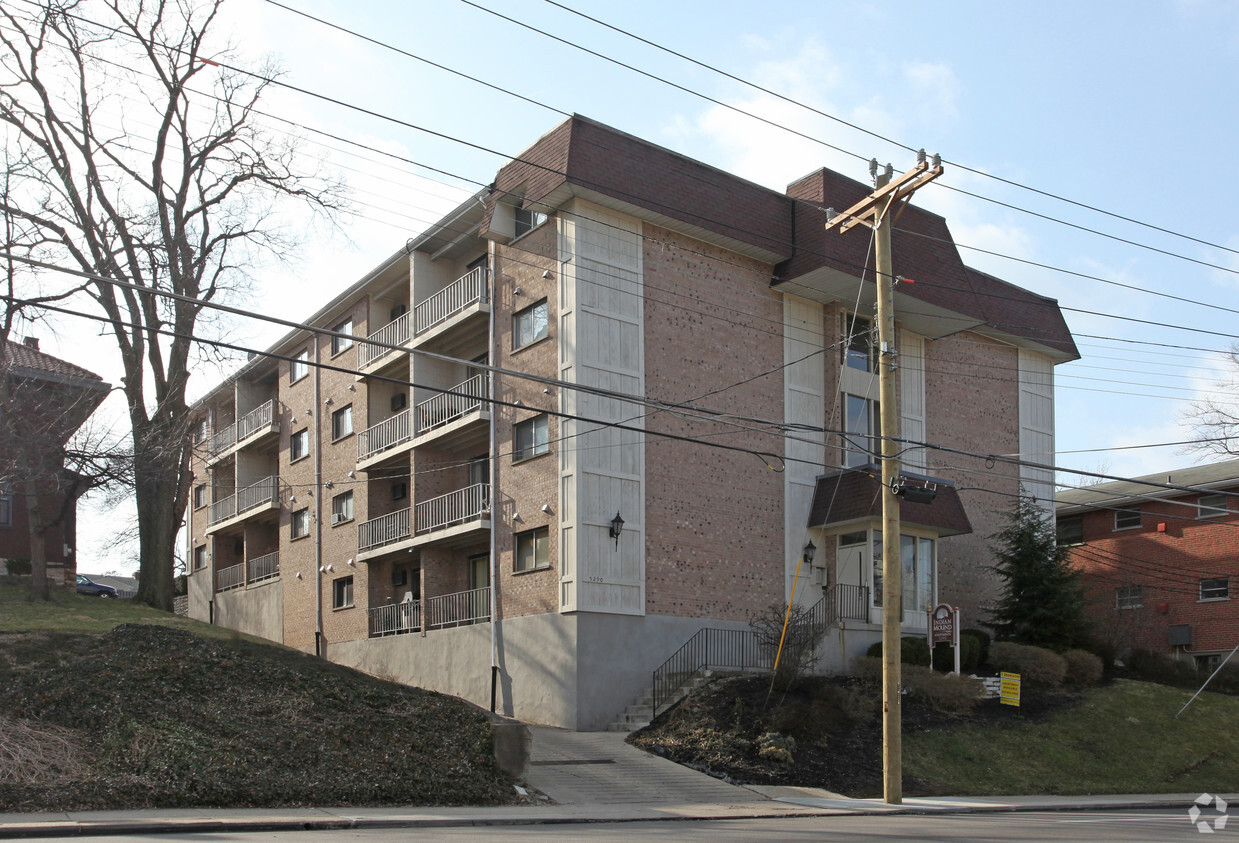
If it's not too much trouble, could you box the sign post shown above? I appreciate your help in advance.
[928,603,961,674]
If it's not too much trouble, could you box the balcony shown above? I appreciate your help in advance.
[355,374,488,471]
[205,476,279,534]
[206,400,278,465]
[414,265,487,338]
[357,483,489,560]
[368,585,490,637]
[358,268,489,374]
[215,552,280,594]
[358,309,411,371]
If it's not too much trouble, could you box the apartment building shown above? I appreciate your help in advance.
[186,115,1078,729]
[1057,460,1239,670]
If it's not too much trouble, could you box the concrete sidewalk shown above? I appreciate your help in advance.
[0,725,1229,838]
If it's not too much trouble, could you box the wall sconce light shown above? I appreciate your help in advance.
[318,566,326,573]
[610,511,624,550]
[305,408,313,416]
[347,470,355,479]
[541,504,552,514]
[347,384,356,391]
[512,512,523,523]
[290,416,296,424]
[325,480,334,489]
[802,539,816,566]
[347,558,355,567]
[541,269,553,279]
[324,397,334,406]
[326,564,334,572]
[289,496,296,504]
[513,286,523,296]
[296,572,303,579]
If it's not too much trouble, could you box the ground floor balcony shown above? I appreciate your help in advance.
[214,551,280,593]
[205,476,279,535]
[368,585,490,637]
[356,483,490,561]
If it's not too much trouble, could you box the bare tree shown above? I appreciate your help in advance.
[0,0,343,609]
[1184,346,1239,459]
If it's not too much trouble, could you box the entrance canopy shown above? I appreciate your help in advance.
[807,466,973,537]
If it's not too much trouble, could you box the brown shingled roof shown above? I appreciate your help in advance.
[4,339,106,385]
[807,466,973,537]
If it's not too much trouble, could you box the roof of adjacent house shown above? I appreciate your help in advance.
[1056,458,1239,514]
[4,338,108,387]
[807,466,973,537]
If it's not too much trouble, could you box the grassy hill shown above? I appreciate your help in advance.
[0,584,515,812]
[630,671,1239,797]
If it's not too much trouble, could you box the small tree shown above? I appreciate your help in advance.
[984,497,1092,652]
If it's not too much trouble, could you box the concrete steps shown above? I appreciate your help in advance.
[605,671,717,732]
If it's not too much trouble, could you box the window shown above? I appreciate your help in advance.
[515,526,549,572]
[290,348,309,382]
[1196,653,1222,673]
[0,493,12,527]
[1115,508,1141,530]
[1200,577,1229,601]
[193,545,207,570]
[1199,494,1229,518]
[331,318,353,355]
[331,404,353,440]
[331,491,354,525]
[192,416,209,443]
[843,314,874,372]
[291,508,310,539]
[193,484,208,510]
[332,576,354,609]
[1116,585,1142,609]
[843,394,878,468]
[290,429,309,462]
[514,415,549,461]
[514,206,547,238]
[514,299,548,349]
[1056,516,1084,545]
[900,535,935,615]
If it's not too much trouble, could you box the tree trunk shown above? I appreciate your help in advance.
[132,418,188,612]
[26,493,49,602]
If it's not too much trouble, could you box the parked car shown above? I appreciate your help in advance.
[76,574,118,598]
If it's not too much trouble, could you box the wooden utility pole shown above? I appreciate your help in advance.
[825,155,943,804]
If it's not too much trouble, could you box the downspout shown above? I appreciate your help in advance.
[488,239,500,712]
[313,339,324,657]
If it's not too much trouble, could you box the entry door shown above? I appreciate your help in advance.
[468,554,490,621]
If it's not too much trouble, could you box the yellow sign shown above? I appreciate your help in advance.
[1000,671,1021,707]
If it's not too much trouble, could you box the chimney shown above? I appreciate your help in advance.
[22,337,38,351]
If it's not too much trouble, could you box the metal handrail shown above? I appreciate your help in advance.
[216,562,244,592]
[835,583,870,622]
[651,627,770,713]
[207,475,278,526]
[247,551,279,584]
[414,266,487,335]
[359,310,411,368]
[415,374,488,435]
[236,400,276,442]
[425,586,490,629]
[415,483,489,534]
[369,599,421,637]
[358,507,412,552]
[356,408,411,462]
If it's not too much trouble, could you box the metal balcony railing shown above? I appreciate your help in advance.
[207,400,277,456]
[414,266,487,336]
[415,483,489,534]
[359,310,411,368]
[248,551,279,584]
[356,409,411,462]
[415,374,488,435]
[369,599,421,637]
[425,586,490,629]
[216,562,245,592]
[358,508,412,553]
[207,476,278,526]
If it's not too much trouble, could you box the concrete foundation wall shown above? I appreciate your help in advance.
[213,580,284,643]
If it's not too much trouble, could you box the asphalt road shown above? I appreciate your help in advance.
[30,808,1217,841]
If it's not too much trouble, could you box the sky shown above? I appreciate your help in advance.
[31,0,1239,573]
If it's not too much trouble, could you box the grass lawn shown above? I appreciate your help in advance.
[905,679,1239,795]
[0,582,230,637]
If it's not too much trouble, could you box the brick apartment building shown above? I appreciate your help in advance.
[1057,460,1239,671]
[185,115,1078,729]
[0,337,110,585]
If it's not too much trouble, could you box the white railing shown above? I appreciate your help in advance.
[425,586,490,629]
[415,483,489,534]
[207,476,279,526]
[358,508,412,552]
[207,422,236,456]
[369,599,421,637]
[359,310,411,368]
[356,408,412,462]
[414,266,487,335]
[248,551,279,584]
[416,374,488,436]
[216,562,244,592]
[236,400,277,442]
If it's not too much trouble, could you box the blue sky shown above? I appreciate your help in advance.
[63,0,1239,570]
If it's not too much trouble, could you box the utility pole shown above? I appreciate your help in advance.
[825,154,943,804]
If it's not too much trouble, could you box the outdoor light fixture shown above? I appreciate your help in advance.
[802,539,816,566]
[541,269,552,279]
[513,286,523,296]
[609,511,624,550]
[324,397,333,406]
[893,477,938,505]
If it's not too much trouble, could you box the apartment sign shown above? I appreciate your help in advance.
[929,603,956,645]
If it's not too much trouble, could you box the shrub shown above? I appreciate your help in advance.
[756,731,795,764]
[988,642,1067,688]
[901,664,985,714]
[853,655,882,684]
[4,557,32,576]
[866,636,931,667]
[1062,649,1103,686]
[1124,649,1200,688]
[932,636,981,673]
[1207,662,1239,696]
[961,628,990,665]
[808,681,879,726]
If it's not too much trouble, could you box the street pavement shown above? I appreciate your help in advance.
[0,725,1231,838]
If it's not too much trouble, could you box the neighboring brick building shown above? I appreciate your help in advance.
[185,115,1078,728]
[1057,460,1239,670]
[0,337,110,585]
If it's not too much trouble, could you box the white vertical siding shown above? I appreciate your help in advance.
[900,331,927,471]
[558,200,646,615]
[1018,349,1055,513]
[784,295,826,604]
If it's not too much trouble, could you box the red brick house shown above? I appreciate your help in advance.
[1057,460,1239,671]
[0,337,110,586]
[185,115,1077,728]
